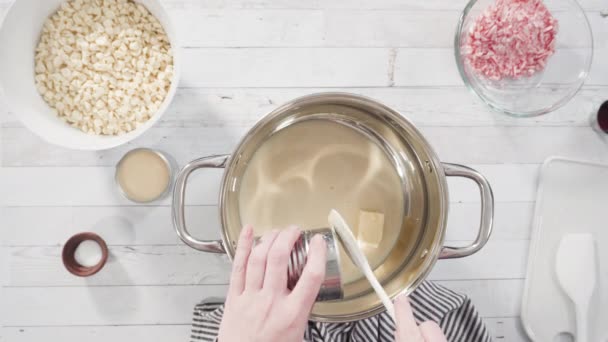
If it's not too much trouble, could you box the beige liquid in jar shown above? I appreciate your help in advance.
[238,120,405,284]
[116,149,171,202]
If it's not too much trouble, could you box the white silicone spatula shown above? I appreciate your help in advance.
[328,209,396,321]
[555,233,596,342]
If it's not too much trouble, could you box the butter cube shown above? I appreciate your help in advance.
[357,210,384,248]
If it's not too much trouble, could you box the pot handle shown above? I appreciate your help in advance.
[439,163,494,259]
[172,155,230,254]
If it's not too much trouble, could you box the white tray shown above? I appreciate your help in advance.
[522,157,608,342]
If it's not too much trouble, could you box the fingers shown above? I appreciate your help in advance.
[228,225,254,296]
[290,234,327,311]
[419,321,447,342]
[245,230,279,291]
[394,295,425,342]
[263,226,301,293]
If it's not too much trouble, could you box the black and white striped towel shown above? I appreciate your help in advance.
[191,281,492,342]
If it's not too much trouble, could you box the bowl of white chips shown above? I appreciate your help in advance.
[0,0,179,150]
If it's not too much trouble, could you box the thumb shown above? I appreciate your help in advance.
[290,235,327,313]
[394,295,425,342]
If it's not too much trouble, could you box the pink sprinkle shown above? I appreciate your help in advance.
[463,0,559,80]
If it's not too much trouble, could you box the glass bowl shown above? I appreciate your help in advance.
[0,0,180,150]
[454,0,593,117]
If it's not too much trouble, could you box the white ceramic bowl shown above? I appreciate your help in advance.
[0,0,180,150]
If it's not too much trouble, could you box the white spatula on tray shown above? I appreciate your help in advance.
[555,233,596,342]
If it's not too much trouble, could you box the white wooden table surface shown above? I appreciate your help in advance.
[1,0,607,340]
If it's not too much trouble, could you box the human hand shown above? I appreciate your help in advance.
[394,295,447,342]
[218,225,327,342]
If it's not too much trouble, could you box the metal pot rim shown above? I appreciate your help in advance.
[172,92,494,322]
[219,92,448,321]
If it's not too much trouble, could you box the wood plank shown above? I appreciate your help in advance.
[174,9,326,47]
[430,239,528,281]
[2,280,520,325]
[1,126,246,167]
[0,4,7,23]
[2,43,606,117]
[162,0,473,10]
[4,125,608,167]
[3,87,607,129]
[2,285,229,326]
[0,166,223,206]
[1,205,219,246]
[171,10,605,48]
[0,164,540,206]
[424,126,608,165]
[180,48,390,87]
[0,247,6,314]
[173,10,456,48]
[327,11,604,48]
[2,201,532,246]
[445,164,539,203]
[395,48,460,86]
[321,11,455,48]
[3,7,605,48]
[0,0,564,11]
[138,0,608,11]
[1,325,190,342]
[5,239,527,286]
[5,245,231,287]
[179,47,607,87]
[0,318,530,341]
[446,202,533,241]
[165,0,606,11]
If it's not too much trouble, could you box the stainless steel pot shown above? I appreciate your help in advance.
[172,92,494,322]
